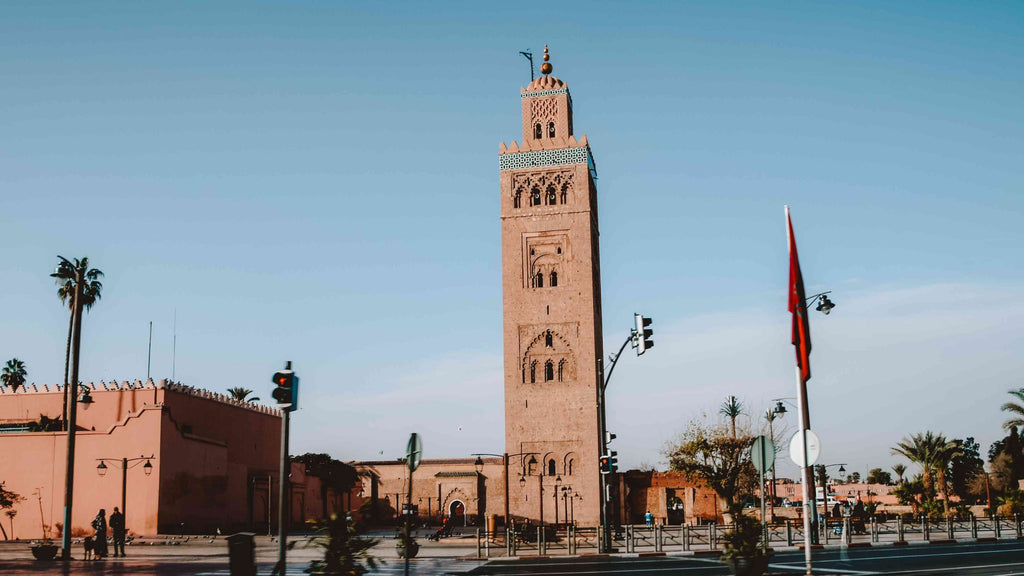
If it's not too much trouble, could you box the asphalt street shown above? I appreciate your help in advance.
[461,540,1024,576]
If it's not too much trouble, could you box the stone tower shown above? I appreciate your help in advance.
[499,46,604,526]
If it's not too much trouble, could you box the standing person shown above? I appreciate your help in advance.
[644,510,653,528]
[109,507,126,557]
[91,509,108,559]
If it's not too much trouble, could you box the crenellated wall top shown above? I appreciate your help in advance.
[0,379,282,415]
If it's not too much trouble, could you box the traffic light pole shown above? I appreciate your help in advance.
[274,405,290,575]
[597,333,633,553]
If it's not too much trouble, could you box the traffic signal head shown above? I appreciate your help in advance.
[599,454,611,475]
[633,313,654,356]
[609,450,619,473]
[271,368,299,411]
[605,431,617,445]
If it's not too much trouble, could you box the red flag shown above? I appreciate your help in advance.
[787,206,811,382]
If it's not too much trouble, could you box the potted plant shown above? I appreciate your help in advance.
[305,513,377,575]
[28,490,58,561]
[720,508,772,576]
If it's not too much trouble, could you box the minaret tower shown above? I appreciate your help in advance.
[499,46,604,526]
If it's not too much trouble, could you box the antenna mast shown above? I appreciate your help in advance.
[519,50,534,81]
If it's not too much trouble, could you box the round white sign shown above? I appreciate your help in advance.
[788,429,822,467]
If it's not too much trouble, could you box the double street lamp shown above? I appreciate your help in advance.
[96,455,155,535]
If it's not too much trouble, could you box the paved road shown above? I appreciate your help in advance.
[460,540,1024,575]
[0,557,485,575]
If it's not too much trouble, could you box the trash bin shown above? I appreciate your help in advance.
[227,532,256,576]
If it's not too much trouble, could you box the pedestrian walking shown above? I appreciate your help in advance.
[91,509,108,559]
[645,510,653,528]
[109,507,126,557]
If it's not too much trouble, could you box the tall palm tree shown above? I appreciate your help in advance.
[227,387,260,403]
[1001,388,1024,431]
[892,463,907,484]
[53,257,103,429]
[719,395,743,438]
[891,431,958,508]
[933,439,964,517]
[1,358,27,392]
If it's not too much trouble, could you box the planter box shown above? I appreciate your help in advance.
[31,544,59,561]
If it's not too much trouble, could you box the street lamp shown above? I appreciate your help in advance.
[471,451,539,528]
[78,388,94,409]
[95,455,155,538]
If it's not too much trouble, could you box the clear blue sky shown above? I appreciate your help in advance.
[2,2,1023,479]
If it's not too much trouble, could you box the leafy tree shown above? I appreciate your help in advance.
[226,387,260,403]
[867,468,893,485]
[293,453,360,519]
[1001,389,1024,432]
[1,358,27,392]
[892,463,907,484]
[850,471,861,484]
[949,437,985,503]
[52,256,103,429]
[0,485,24,541]
[932,439,964,517]
[988,427,1024,488]
[892,476,925,514]
[719,396,743,438]
[664,418,756,516]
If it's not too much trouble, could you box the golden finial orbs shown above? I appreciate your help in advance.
[541,44,553,75]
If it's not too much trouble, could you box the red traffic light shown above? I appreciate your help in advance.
[272,370,294,388]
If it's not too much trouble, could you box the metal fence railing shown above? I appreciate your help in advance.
[472,514,1024,558]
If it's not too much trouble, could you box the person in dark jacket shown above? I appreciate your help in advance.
[91,509,108,559]
[109,507,126,557]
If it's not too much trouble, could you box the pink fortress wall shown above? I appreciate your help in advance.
[0,380,282,538]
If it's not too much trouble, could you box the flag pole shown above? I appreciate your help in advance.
[796,366,813,576]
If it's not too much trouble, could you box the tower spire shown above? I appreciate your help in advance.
[541,44,553,76]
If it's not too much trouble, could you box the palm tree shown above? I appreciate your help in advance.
[1001,388,1024,431]
[892,463,907,484]
[932,439,964,517]
[719,396,743,438]
[1,358,27,392]
[53,257,103,429]
[227,387,260,403]
[891,431,959,511]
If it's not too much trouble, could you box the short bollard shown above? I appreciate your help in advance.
[994,515,1002,538]
[227,532,256,576]
[711,523,718,550]
[655,524,662,552]
[786,519,793,546]
[897,515,904,542]
[971,515,978,539]
[923,515,930,541]
[683,525,690,551]
[947,517,954,540]
[1016,514,1022,539]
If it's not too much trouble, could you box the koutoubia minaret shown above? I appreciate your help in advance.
[499,46,604,526]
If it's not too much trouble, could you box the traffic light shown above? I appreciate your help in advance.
[599,454,611,475]
[605,431,616,445]
[272,366,299,411]
[608,450,619,473]
[632,313,653,356]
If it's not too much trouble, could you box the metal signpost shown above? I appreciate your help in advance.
[750,435,775,552]
[789,428,821,575]
[404,433,422,576]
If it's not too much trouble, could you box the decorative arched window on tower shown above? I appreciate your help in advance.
[534,272,544,288]
[530,187,541,207]
[546,186,557,205]
[545,331,553,347]
[561,183,569,204]
[558,359,565,382]
[513,190,521,209]
[544,360,554,381]
[530,361,537,384]
[548,459,556,476]
[535,123,543,139]
[550,271,558,287]
[548,122,556,138]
